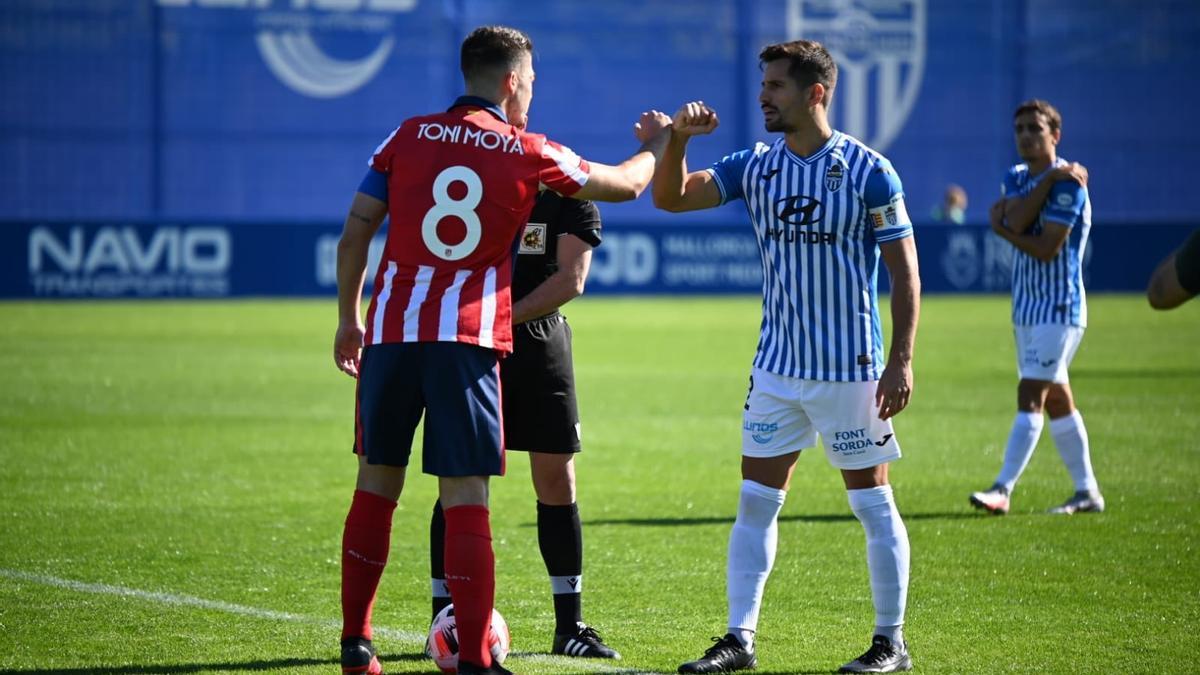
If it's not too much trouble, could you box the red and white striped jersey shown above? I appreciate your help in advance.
[364,99,590,354]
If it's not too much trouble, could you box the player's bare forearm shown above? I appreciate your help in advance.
[574,127,671,203]
[512,239,592,325]
[1147,251,1195,309]
[511,269,583,325]
[881,237,920,367]
[573,111,672,203]
[651,130,690,210]
[1003,182,1054,234]
[624,128,673,197]
[877,237,919,420]
[336,193,387,325]
[336,236,370,324]
[994,220,1068,262]
[333,193,386,377]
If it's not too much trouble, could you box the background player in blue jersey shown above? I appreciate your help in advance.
[651,40,920,674]
[969,100,1104,517]
[428,191,621,661]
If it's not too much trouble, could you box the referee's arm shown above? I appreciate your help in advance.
[511,234,593,325]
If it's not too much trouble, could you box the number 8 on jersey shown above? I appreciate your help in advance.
[424,166,483,261]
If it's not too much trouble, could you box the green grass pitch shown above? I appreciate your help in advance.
[0,295,1197,674]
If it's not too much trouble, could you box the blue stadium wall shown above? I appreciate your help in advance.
[1,0,1196,297]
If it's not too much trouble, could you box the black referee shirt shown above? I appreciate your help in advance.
[512,191,602,302]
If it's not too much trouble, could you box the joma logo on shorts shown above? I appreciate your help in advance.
[830,427,891,453]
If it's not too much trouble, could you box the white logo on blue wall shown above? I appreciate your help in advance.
[158,0,417,99]
[787,0,926,152]
[27,225,231,297]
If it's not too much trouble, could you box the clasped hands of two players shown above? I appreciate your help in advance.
[634,101,720,142]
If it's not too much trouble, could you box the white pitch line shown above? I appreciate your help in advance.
[0,567,421,642]
[0,568,653,673]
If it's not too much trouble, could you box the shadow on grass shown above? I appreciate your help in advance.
[751,671,838,675]
[577,510,982,527]
[0,652,430,675]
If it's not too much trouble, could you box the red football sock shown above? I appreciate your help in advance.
[341,489,398,640]
[444,504,495,667]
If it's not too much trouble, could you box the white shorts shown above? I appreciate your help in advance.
[1014,324,1085,383]
[741,367,901,470]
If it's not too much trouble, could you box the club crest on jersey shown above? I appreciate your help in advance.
[775,196,823,225]
[824,164,844,192]
[787,0,927,152]
[885,204,898,226]
[520,223,547,254]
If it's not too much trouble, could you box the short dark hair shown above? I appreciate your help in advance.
[460,25,533,82]
[1013,99,1062,134]
[759,40,838,91]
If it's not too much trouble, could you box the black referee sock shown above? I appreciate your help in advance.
[537,501,583,634]
[429,500,452,621]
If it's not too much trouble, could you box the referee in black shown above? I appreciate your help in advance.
[429,190,621,660]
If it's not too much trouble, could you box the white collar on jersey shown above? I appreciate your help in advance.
[781,130,842,165]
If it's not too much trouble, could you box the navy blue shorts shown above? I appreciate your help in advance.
[353,342,505,477]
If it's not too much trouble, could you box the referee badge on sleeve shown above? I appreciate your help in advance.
[520,223,547,254]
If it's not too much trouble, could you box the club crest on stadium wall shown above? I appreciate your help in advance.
[158,0,416,99]
[787,0,926,152]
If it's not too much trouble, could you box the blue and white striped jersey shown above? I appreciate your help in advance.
[708,131,913,382]
[1001,158,1091,326]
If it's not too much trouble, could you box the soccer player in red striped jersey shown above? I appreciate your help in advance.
[331,25,673,675]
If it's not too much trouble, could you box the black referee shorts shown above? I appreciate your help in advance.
[501,312,581,454]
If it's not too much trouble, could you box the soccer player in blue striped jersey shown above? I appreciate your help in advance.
[653,40,919,674]
[969,99,1105,518]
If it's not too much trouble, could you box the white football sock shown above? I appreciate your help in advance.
[1050,410,1098,494]
[726,479,786,647]
[848,485,909,636]
[995,411,1044,492]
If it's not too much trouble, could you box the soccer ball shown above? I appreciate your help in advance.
[427,604,511,673]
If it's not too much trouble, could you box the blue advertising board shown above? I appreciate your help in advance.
[1,221,1191,299]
